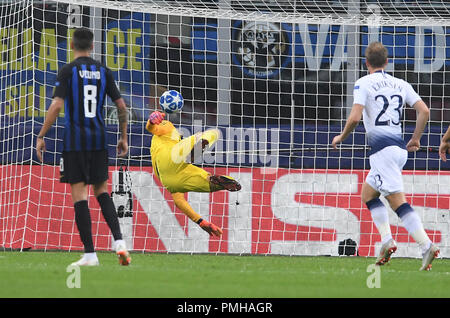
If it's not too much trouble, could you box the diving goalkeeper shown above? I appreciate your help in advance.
[146,111,241,237]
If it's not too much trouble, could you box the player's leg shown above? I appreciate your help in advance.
[70,181,99,266]
[189,129,220,162]
[171,192,202,223]
[361,181,396,265]
[385,192,439,271]
[171,129,220,164]
[170,134,197,164]
[371,146,439,270]
[383,147,439,270]
[61,151,98,266]
[90,150,130,265]
[189,130,238,192]
[171,192,223,237]
[174,164,242,193]
[157,165,222,236]
[161,155,241,194]
[94,182,131,265]
[385,192,430,252]
[190,138,209,163]
[92,181,123,242]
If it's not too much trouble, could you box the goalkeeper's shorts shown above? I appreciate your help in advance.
[159,163,211,194]
[60,150,109,185]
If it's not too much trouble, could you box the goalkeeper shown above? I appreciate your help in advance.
[146,111,241,237]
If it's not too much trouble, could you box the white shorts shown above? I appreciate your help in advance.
[366,146,408,196]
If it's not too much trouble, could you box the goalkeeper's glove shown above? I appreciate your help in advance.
[198,219,223,237]
[149,111,165,125]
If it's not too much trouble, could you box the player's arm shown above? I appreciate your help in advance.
[114,97,128,157]
[406,99,430,152]
[404,83,430,152]
[171,192,223,237]
[439,125,450,162]
[332,104,364,149]
[106,68,129,157]
[145,111,173,136]
[35,97,64,163]
[36,65,70,163]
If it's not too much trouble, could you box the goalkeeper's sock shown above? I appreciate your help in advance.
[395,203,432,253]
[172,192,202,223]
[74,200,95,253]
[366,198,392,245]
[97,192,123,241]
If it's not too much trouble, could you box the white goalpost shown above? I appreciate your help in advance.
[0,0,449,258]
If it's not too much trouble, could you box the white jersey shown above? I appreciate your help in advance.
[353,70,422,155]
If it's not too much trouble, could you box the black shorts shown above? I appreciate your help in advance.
[60,150,109,184]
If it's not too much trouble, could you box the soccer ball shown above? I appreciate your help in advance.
[159,90,184,113]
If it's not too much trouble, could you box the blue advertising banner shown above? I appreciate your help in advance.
[193,23,450,77]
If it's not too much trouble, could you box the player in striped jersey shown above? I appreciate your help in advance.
[332,42,439,270]
[35,28,130,266]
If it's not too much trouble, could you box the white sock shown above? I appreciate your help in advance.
[377,223,393,245]
[84,252,97,260]
[400,211,431,253]
[114,239,126,251]
[366,198,392,244]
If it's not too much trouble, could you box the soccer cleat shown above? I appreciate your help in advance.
[419,244,440,271]
[70,254,100,267]
[210,175,242,192]
[375,239,397,266]
[117,250,131,266]
[115,241,131,266]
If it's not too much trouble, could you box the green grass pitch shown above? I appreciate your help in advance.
[0,251,449,298]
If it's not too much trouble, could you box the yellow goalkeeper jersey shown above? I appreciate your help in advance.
[146,119,210,193]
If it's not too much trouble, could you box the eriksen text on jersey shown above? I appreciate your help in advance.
[353,70,422,155]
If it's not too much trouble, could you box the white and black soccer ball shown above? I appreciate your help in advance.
[159,90,184,114]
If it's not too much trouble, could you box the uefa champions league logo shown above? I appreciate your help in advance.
[232,21,291,79]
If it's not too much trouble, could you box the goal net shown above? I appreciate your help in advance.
[1,0,449,258]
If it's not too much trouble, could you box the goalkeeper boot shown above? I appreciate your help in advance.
[419,244,439,271]
[70,253,99,267]
[375,239,397,266]
[115,240,131,266]
[210,175,242,192]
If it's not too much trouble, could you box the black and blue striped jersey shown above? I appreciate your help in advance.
[53,56,121,152]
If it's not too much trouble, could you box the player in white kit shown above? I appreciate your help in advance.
[332,42,439,271]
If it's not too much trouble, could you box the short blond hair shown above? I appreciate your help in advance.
[365,42,388,68]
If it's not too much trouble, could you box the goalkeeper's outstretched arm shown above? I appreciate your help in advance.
[145,111,170,136]
[171,192,223,237]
